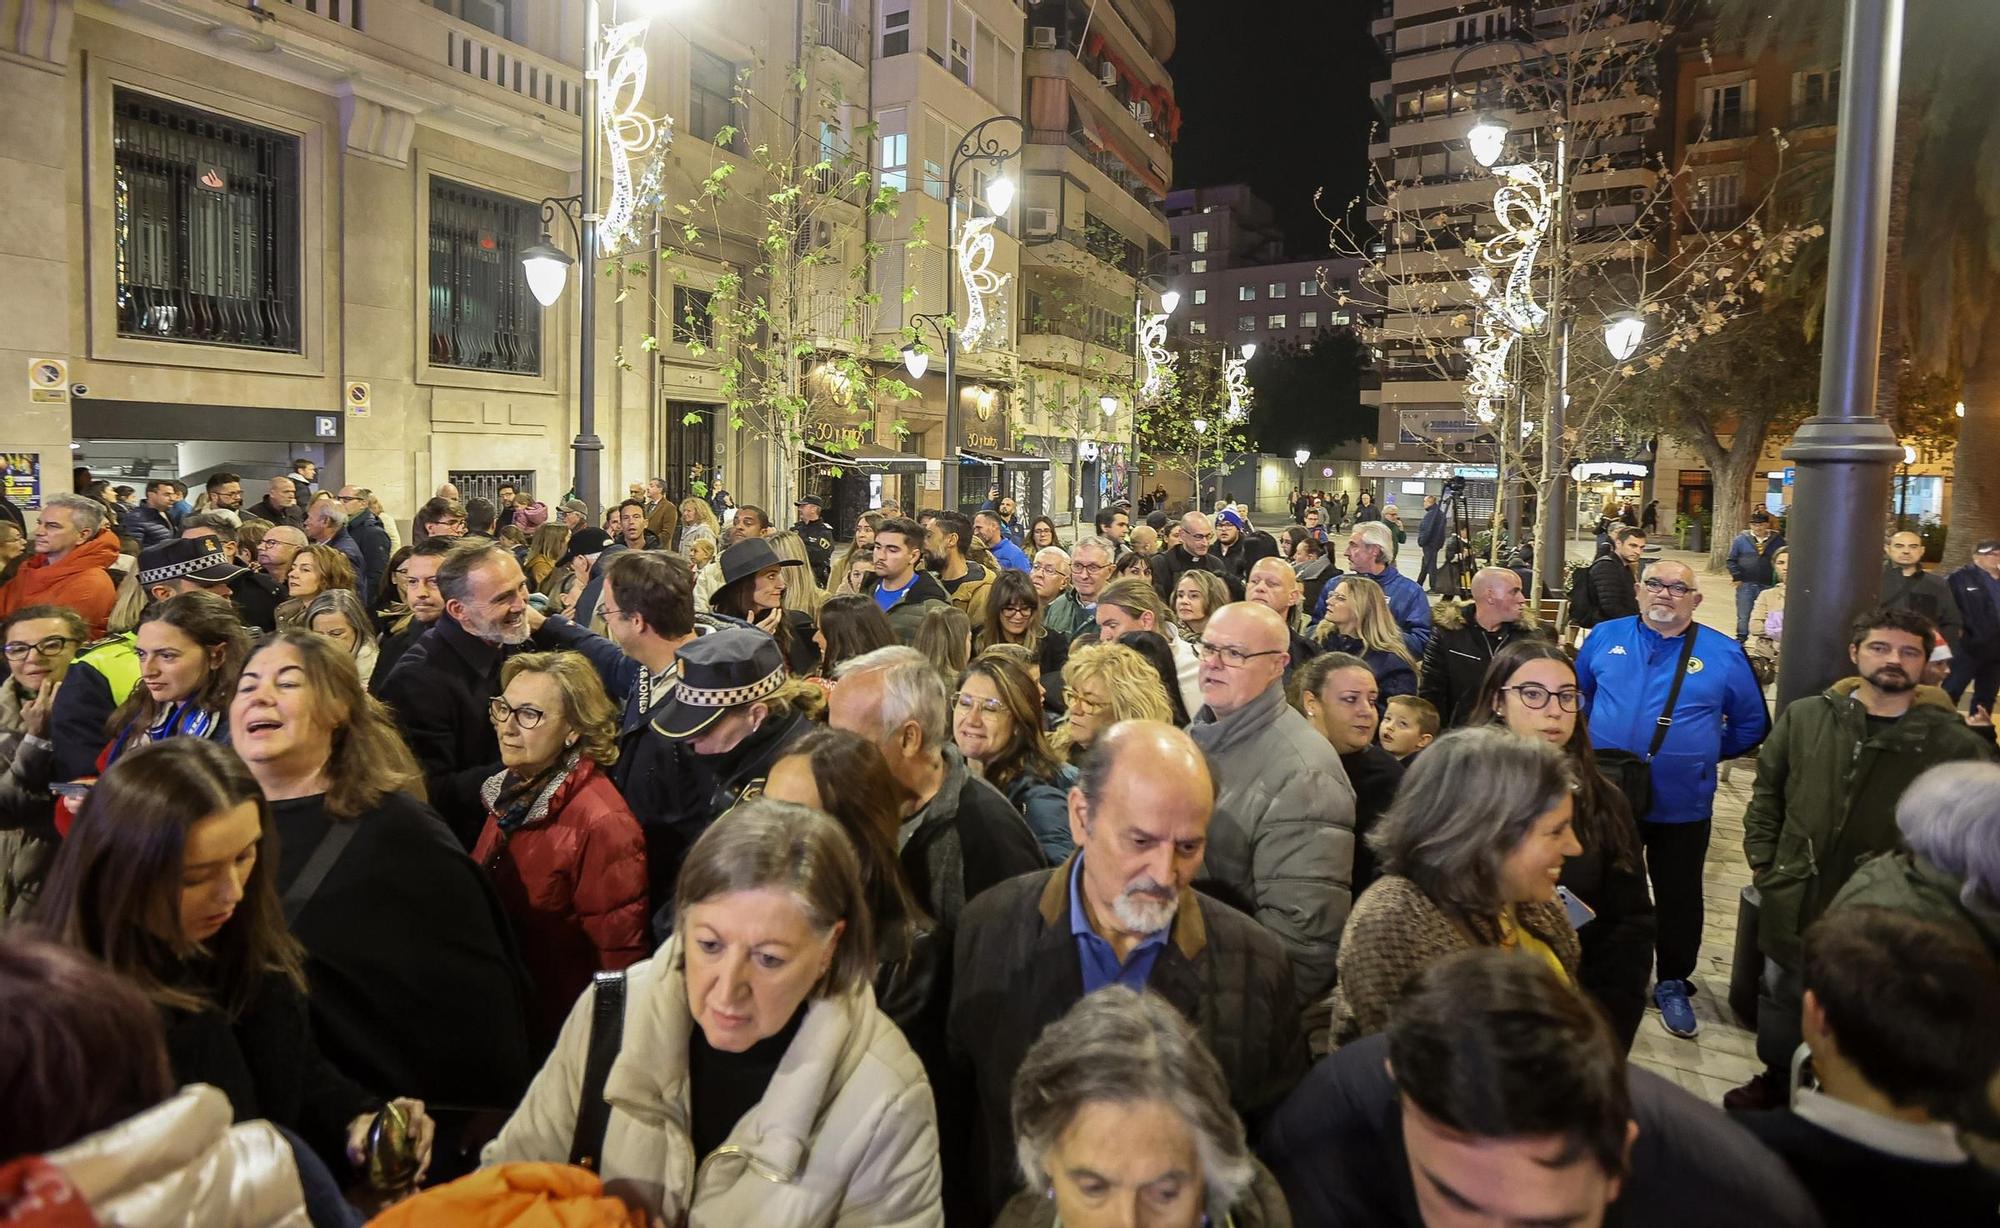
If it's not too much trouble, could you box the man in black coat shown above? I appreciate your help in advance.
[371,536,455,691]
[1420,566,1544,727]
[1151,510,1241,603]
[949,723,1303,1223]
[246,475,306,528]
[336,485,393,604]
[1945,539,2000,713]
[1262,951,1825,1228]
[790,493,835,586]
[1579,524,1645,627]
[1881,528,1962,651]
[1211,508,1279,585]
[1416,493,1447,591]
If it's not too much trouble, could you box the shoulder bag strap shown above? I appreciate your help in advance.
[1645,629,1700,761]
[281,821,359,927]
[568,969,629,1171]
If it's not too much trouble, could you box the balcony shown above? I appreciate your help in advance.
[1687,112,1758,145]
[812,1,868,66]
[1791,99,1839,130]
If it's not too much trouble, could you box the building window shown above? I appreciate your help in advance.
[427,178,541,374]
[1189,258,1207,273]
[1191,229,1209,252]
[922,113,950,201]
[949,2,973,82]
[1700,80,1753,138]
[433,0,508,36]
[689,47,744,151]
[1191,288,1207,305]
[1299,280,1318,296]
[1267,313,1287,329]
[1188,319,1207,335]
[1695,172,1743,227]
[1236,315,1255,331]
[1795,67,1839,125]
[878,107,908,191]
[1300,311,1318,328]
[1330,311,1351,325]
[1268,281,1286,298]
[113,89,302,352]
[1237,285,1256,301]
[880,3,910,56]
[673,284,715,347]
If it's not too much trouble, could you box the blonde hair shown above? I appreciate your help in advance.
[500,651,622,766]
[1054,642,1174,757]
[679,497,721,542]
[766,530,826,617]
[1097,577,1177,635]
[1314,576,1417,668]
[1171,570,1230,630]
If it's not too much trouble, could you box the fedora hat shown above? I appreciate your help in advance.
[719,537,806,588]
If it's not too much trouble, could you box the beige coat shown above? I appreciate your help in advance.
[47,1084,308,1227]
[485,938,943,1227]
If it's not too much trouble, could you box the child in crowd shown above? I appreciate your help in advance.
[1378,694,1438,762]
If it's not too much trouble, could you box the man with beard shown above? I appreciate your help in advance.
[948,721,1303,1223]
[1576,560,1769,1040]
[377,539,538,845]
[1726,607,1994,1110]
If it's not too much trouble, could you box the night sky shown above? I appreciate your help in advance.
[1166,0,1381,257]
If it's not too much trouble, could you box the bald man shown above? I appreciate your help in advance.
[1246,555,1323,675]
[1577,560,1769,1039]
[1187,602,1356,1006]
[1421,565,1544,727]
[948,720,1305,1222]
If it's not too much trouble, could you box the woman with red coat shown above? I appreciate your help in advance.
[474,651,648,1038]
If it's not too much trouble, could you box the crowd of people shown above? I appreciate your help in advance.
[1,472,1997,1228]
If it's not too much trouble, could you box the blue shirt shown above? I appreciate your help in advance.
[873,574,916,613]
[989,535,1032,573]
[1069,855,1166,994]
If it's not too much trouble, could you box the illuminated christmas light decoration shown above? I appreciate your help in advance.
[598,19,666,255]
[957,214,1008,351]
[1138,311,1176,399]
[1223,350,1252,421]
[1479,160,1553,337]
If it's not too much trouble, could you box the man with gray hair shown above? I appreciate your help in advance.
[304,498,367,598]
[1152,510,1239,606]
[1323,519,1432,657]
[828,644,1043,933]
[1042,535,1113,643]
[948,720,1303,1221]
[0,494,119,637]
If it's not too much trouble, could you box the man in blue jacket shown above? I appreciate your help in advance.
[1576,560,1769,1039]
[1317,520,1433,658]
[1724,507,1784,641]
[1945,540,2000,714]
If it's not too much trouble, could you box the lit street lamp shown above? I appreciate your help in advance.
[1603,310,1646,362]
[1467,111,1511,169]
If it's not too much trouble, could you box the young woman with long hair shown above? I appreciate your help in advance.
[913,603,972,688]
[1171,570,1230,642]
[34,738,433,1176]
[813,593,895,681]
[1027,515,1061,552]
[1466,637,1655,1049]
[1312,576,1418,707]
[709,538,819,675]
[523,522,571,595]
[975,566,1043,654]
[954,651,1076,862]
[99,592,249,776]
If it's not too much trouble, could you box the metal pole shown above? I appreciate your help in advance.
[1776,0,1906,708]
[571,0,604,516]
[941,188,961,515]
[1532,127,1569,599]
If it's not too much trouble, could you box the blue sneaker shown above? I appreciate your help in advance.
[1655,979,1699,1038]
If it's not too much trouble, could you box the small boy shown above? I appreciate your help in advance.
[1378,694,1438,763]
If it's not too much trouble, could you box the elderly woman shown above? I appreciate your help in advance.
[229,630,536,1111]
[955,650,1076,863]
[1829,760,2000,959]
[474,652,649,1039]
[1002,986,1290,1228]
[1330,726,1582,1047]
[485,798,943,1225]
[1467,639,1656,1048]
[1312,576,1417,707]
[303,588,379,684]
[678,496,722,553]
[1,605,84,916]
[1172,570,1230,642]
[1052,642,1175,767]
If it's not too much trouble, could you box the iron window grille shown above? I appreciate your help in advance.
[674,286,715,348]
[113,89,303,352]
[428,178,542,375]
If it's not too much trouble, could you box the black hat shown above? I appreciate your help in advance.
[137,535,247,587]
[794,493,824,508]
[719,537,806,588]
[557,527,612,566]
[651,626,788,739]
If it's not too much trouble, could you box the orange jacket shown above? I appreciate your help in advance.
[367,1163,645,1228]
[0,529,120,637]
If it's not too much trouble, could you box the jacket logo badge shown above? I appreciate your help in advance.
[1609,645,1627,655]
[1687,658,1705,674]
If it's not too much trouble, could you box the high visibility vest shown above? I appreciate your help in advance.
[75,633,139,705]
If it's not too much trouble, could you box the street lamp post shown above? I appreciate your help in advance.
[1191,418,1208,511]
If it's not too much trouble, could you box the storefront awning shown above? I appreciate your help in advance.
[1569,459,1651,482]
[957,448,1051,470]
[803,444,929,474]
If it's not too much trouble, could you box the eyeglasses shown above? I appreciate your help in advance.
[1000,603,1035,615]
[1641,578,1695,598]
[1501,683,1585,712]
[1030,563,1068,577]
[488,697,549,729]
[1196,640,1286,668]
[954,692,1006,717]
[2,635,79,661]
[1072,561,1108,576]
[1063,689,1106,715]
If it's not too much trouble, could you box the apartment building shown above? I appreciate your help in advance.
[1162,184,1365,355]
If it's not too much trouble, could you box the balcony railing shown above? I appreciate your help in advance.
[813,1,867,66]
[1688,112,1757,144]
[1791,99,1839,129]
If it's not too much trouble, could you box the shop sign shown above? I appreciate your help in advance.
[1569,460,1649,482]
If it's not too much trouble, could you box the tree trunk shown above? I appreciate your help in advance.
[1679,409,1772,573]
[1943,304,2000,567]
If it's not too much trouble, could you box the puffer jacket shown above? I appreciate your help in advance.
[1743,677,1996,967]
[1419,601,1545,728]
[42,1084,308,1227]
[943,561,994,626]
[1575,617,1769,824]
[484,938,943,1226]
[1329,874,1579,1049]
[0,528,120,637]
[0,678,58,919]
[472,757,650,1038]
[369,1162,645,1227]
[1189,681,1357,1000]
[1829,850,2000,961]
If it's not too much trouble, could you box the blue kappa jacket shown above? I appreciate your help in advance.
[1575,616,1770,824]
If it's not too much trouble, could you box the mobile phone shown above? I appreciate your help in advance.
[1558,885,1597,930]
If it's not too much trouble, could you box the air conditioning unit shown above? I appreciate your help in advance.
[1628,186,1650,204]
[1030,25,1057,48]
[1130,99,1153,123]
[1025,207,1058,236]
[1098,62,1118,88]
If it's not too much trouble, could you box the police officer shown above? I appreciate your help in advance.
[792,493,834,587]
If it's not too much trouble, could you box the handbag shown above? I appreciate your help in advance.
[1595,629,1698,820]
[568,970,629,1172]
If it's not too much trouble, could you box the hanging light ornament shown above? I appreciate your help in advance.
[1479,161,1553,336]
[1138,311,1176,400]
[597,19,668,256]
[957,214,1008,351]
[1223,349,1252,422]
